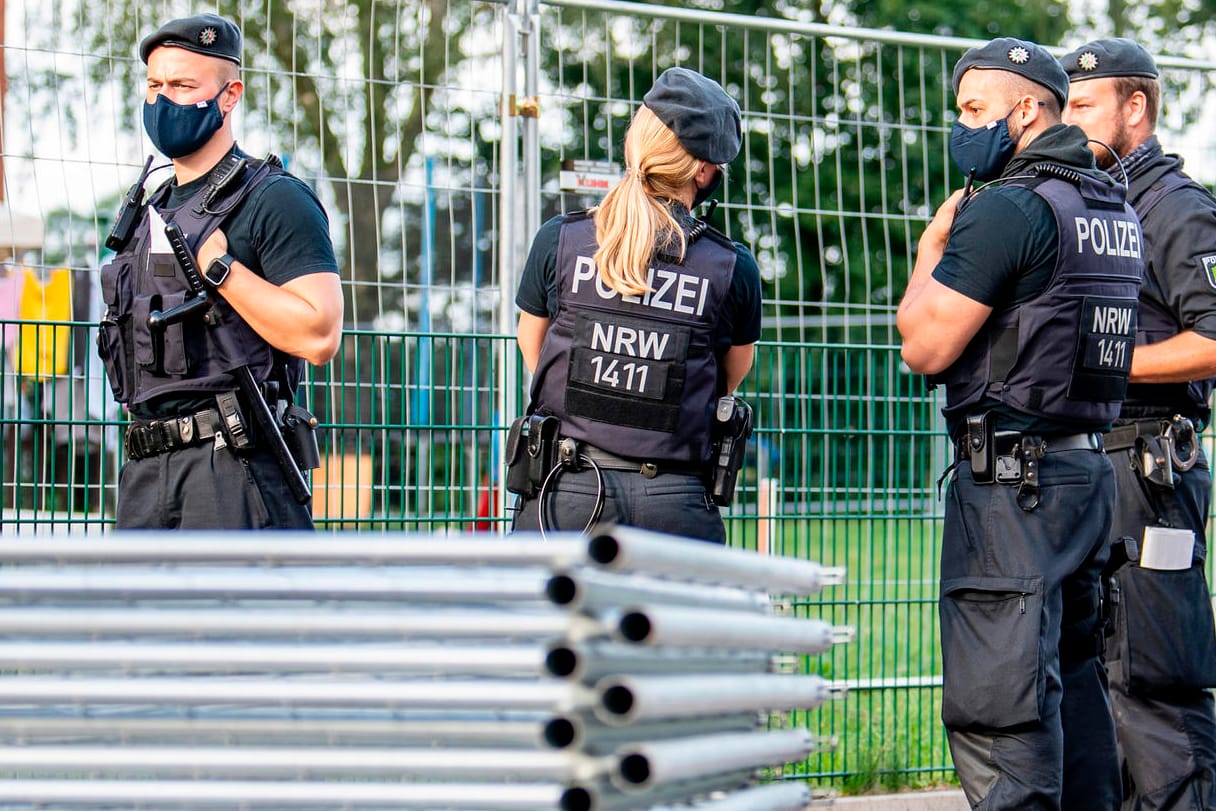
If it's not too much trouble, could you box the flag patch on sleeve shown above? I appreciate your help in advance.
[1203,255,1216,290]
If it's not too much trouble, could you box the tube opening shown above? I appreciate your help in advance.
[587,534,621,566]
[543,717,578,749]
[617,611,652,644]
[618,753,651,786]
[545,646,579,679]
[560,787,593,811]
[600,684,635,717]
[546,574,578,606]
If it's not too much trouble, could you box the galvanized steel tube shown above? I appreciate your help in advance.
[616,604,853,653]
[587,526,846,594]
[543,713,760,753]
[0,534,587,567]
[546,568,768,615]
[0,714,562,747]
[0,780,568,808]
[0,566,553,603]
[545,640,770,683]
[610,729,817,792]
[560,769,754,811]
[0,676,589,712]
[594,673,840,725]
[0,641,548,675]
[0,606,595,640]
[0,745,609,782]
[661,781,812,811]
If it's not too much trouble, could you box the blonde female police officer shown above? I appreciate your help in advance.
[512,68,762,543]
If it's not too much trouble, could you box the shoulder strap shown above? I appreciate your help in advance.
[167,154,285,254]
[1132,172,1204,220]
[561,208,594,224]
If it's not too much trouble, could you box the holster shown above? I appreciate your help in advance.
[281,403,321,471]
[505,414,561,497]
[709,396,753,506]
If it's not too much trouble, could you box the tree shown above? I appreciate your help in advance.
[56,0,480,330]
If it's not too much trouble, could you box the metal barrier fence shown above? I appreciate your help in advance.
[3,0,1216,792]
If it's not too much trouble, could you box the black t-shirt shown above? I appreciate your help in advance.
[134,153,338,419]
[932,185,1058,307]
[515,213,763,355]
[164,168,338,288]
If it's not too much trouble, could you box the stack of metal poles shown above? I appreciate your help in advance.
[0,525,850,810]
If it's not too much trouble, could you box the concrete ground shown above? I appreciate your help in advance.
[827,790,968,810]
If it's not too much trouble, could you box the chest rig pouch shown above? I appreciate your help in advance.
[97,151,286,407]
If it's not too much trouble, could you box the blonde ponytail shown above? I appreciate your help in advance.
[593,106,702,296]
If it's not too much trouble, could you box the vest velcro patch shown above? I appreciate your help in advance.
[566,311,691,431]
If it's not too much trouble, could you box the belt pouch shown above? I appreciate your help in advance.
[966,412,994,484]
[505,414,560,497]
[505,416,530,495]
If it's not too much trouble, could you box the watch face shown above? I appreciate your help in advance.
[206,254,232,286]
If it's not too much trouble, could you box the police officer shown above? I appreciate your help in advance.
[511,67,762,543]
[1060,38,1216,811]
[98,14,344,529]
[897,37,1143,810]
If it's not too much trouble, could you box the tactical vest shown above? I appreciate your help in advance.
[1121,170,1215,421]
[97,153,300,407]
[529,212,737,464]
[936,168,1143,426]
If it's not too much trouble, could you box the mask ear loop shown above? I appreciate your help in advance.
[1087,138,1129,189]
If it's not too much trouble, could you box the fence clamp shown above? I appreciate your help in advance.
[509,95,540,118]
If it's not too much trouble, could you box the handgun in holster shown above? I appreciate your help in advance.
[710,396,753,507]
[505,414,561,498]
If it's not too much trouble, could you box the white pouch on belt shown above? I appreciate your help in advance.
[1139,526,1194,570]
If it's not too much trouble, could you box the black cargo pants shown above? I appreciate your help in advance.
[116,441,314,530]
[1106,447,1216,811]
[941,444,1119,811]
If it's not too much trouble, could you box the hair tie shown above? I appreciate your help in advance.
[625,166,648,182]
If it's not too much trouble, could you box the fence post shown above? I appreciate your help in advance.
[495,0,542,532]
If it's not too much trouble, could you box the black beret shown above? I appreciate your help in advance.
[1060,38,1158,82]
[952,37,1069,108]
[139,13,242,65]
[642,67,742,165]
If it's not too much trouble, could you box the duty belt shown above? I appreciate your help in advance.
[953,430,1103,512]
[1104,415,1200,484]
[124,391,253,460]
[562,439,707,479]
[953,431,1103,462]
[125,408,224,460]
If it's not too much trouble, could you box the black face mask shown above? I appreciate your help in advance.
[693,167,723,208]
[949,105,1019,183]
[143,83,229,159]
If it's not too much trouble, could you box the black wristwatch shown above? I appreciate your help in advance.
[203,253,234,288]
